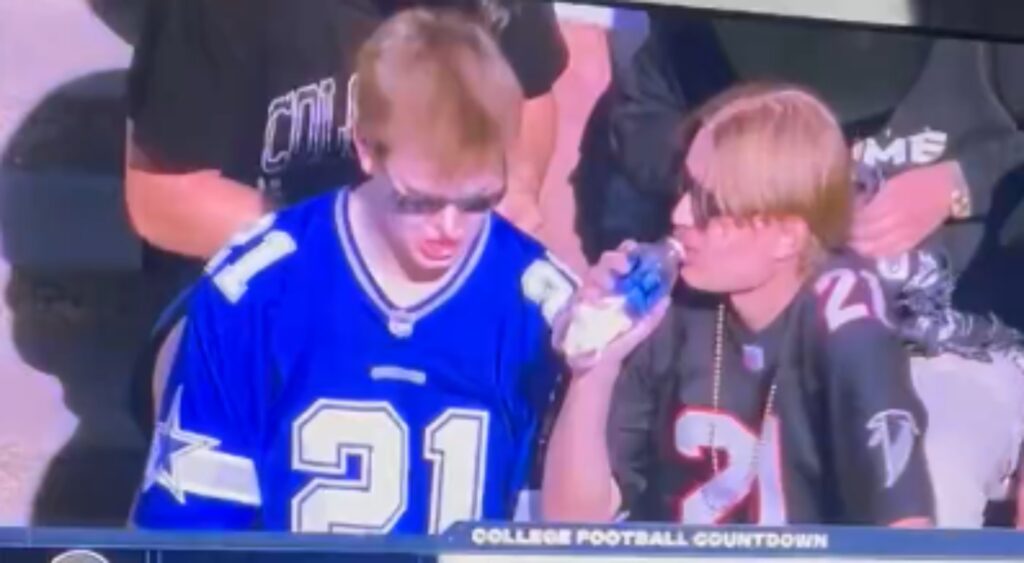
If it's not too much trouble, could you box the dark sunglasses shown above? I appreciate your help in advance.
[679,168,722,228]
[383,163,507,216]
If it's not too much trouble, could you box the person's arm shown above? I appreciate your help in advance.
[492,2,567,232]
[500,93,557,233]
[542,243,669,522]
[509,254,578,522]
[817,273,935,526]
[126,130,267,258]
[851,41,1024,257]
[131,244,275,528]
[126,0,266,258]
[542,359,625,522]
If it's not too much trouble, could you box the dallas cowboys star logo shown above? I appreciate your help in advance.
[143,386,220,504]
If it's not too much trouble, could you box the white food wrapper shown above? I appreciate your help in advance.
[562,296,634,361]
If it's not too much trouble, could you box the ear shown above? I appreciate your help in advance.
[352,128,377,176]
[771,217,810,261]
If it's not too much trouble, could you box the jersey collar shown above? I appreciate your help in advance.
[334,189,492,338]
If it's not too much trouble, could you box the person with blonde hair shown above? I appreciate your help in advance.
[131,8,575,534]
[543,83,934,525]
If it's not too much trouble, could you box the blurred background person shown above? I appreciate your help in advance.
[0,0,148,526]
[536,2,649,274]
[572,6,1024,527]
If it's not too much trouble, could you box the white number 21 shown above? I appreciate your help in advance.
[675,410,785,524]
[814,268,888,332]
[290,400,489,534]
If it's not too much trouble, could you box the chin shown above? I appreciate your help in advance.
[680,268,708,291]
[410,252,455,275]
[681,268,731,294]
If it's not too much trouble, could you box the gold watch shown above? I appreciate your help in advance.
[950,180,972,220]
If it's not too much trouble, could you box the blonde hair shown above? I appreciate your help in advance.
[353,8,523,179]
[685,83,853,262]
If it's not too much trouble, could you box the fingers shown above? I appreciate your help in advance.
[853,230,920,259]
[565,297,671,376]
[852,193,917,258]
[852,206,901,244]
[609,297,671,359]
[580,241,639,302]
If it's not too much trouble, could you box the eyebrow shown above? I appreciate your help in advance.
[398,180,505,200]
[391,158,508,199]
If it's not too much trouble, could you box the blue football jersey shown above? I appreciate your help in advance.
[132,189,575,534]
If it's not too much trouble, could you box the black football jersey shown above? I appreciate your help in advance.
[608,253,935,525]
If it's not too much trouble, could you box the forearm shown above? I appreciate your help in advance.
[541,361,621,522]
[955,134,1024,218]
[125,165,266,259]
[510,92,558,200]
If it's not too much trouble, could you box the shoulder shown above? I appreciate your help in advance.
[198,191,337,309]
[808,253,892,335]
[487,215,578,327]
[805,253,904,369]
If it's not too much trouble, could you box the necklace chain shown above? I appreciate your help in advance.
[704,303,780,511]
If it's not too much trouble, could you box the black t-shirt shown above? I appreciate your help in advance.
[128,0,567,206]
[608,253,935,525]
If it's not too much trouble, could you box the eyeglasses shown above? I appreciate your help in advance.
[382,162,507,216]
[679,168,722,229]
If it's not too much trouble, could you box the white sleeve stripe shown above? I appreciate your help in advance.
[175,448,262,507]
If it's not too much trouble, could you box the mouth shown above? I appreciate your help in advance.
[681,241,697,259]
[418,239,459,262]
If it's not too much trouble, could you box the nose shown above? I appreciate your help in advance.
[437,205,465,240]
[673,193,695,228]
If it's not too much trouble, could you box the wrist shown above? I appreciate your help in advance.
[945,161,972,220]
[571,356,623,386]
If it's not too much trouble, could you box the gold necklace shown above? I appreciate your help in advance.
[703,303,780,512]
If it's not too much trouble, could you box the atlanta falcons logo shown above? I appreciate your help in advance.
[866,410,920,488]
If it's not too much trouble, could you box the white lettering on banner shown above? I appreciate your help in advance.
[469,527,574,547]
[463,525,829,551]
